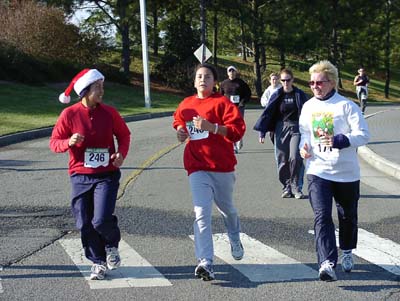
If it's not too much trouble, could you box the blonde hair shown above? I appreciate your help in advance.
[269,72,279,78]
[309,60,338,89]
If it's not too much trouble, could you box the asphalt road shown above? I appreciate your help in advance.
[0,108,399,300]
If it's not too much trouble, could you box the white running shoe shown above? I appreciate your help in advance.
[341,253,354,273]
[319,260,337,281]
[230,239,244,260]
[106,247,121,270]
[90,263,107,280]
[292,186,304,199]
[195,260,215,281]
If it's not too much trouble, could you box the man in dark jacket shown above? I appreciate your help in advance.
[220,65,252,153]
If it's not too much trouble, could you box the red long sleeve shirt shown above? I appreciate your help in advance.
[173,93,246,175]
[50,102,131,175]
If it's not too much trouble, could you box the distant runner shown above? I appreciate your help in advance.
[220,65,251,153]
[353,67,369,114]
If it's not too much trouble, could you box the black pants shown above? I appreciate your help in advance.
[307,174,359,267]
[357,87,367,113]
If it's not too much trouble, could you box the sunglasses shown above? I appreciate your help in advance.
[280,78,292,82]
[309,80,330,86]
[228,69,236,72]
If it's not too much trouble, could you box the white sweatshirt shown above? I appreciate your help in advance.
[260,84,282,107]
[299,92,370,182]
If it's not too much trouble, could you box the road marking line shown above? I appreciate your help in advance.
[117,142,182,200]
[190,233,316,282]
[309,228,400,276]
[59,239,172,289]
[337,228,400,276]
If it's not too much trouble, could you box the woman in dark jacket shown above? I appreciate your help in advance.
[254,69,308,199]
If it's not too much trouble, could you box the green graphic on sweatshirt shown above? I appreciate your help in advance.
[311,112,334,139]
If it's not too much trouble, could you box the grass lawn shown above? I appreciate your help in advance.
[1,54,399,136]
[0,81,182,136]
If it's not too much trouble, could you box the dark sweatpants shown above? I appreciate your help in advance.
[307,174,359,267]
[70,170,121,264]
[274,120,302,190]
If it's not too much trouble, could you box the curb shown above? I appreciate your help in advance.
[358,146,400,180]
[357,108,400,181]
[0,111,174,148]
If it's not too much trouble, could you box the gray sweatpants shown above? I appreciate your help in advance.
[189,171,241,264]
[274,120,303,190]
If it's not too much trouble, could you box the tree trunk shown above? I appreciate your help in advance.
[212,9,218,66]
[260,45,266,73]
[119,0,130,76]
[384,0,391,98]
[121,23,130,76]
[240,13,246,61]
[253,42,262,97]
[200,0,206,45]
[279,47,285,69]
[330,0,342,88]
[152,2,159,56]
[251,0,262,97]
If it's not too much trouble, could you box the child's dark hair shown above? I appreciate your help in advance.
[194,63,218,81]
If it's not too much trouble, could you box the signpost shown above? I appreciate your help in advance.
[140,0,151,108]
[194,44,212,64]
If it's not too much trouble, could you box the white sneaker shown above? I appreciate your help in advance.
[195,260,215,281]
[319,260,337,281]
[90,263,107,280]
[230,239,244,260]
[341,253,354,273]
[106,247,121,270]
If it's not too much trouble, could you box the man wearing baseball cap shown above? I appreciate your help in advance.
[50,69,131,280]
[220,66,252,153]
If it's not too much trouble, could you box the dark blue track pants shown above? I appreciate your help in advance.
[70,170,121,264]
[307,174,359,267]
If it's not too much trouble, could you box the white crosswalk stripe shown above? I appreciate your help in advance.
[59,238,172,289]
[190,233,317,282]
[308,228,400,276]
[334,228,400,276]
[50,229,400,291]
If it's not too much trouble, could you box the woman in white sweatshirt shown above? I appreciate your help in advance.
[299,60,370,282]
[260,72,281,107]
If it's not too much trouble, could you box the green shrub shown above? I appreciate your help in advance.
[0,1,107,83]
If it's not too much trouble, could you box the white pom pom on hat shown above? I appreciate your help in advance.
[59,69,105,104]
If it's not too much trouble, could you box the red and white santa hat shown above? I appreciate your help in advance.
[59,69,105,104]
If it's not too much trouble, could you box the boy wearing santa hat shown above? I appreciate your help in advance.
[50,69,131,280]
